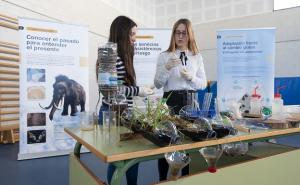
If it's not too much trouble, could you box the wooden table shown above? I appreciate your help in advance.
[65,126,300,185]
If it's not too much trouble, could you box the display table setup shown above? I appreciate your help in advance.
[65,125,300,185]
[156,149,300,185]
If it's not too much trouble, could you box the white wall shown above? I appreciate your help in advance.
[193,7,300,80]
[1,0,299,109]
[155,0,274,27]
[0,0,155,112]
[101,0,156,27]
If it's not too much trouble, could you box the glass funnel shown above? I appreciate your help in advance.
[199,145,223,173]
[165,151,191,180]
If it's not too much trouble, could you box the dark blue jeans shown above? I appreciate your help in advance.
[98,103,139,185]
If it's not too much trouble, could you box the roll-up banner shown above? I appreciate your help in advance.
[217,28,275,111]
[18,17,89,160]
[134,28,171,98]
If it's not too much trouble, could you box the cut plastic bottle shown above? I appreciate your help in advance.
[199,145,223,173]
[165,151,191,180]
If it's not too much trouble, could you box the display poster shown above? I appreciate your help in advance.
[217,28,275,111]
[134,28,171,90]
[18,18,89,159]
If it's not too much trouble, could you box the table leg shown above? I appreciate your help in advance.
[110,159,135,185]
[74,142,82,158]
[110,154,163,185]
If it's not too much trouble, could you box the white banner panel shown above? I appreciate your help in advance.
[134,28,171,87]
[217,28,275,111]
[18,18,89,159]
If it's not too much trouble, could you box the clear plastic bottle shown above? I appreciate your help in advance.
[97,42,118,93]
[250,86,261,115]
[272,93,283,116]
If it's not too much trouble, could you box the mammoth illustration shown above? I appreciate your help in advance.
[39,75,86,121]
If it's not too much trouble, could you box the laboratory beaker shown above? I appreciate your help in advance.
[102,111,117,128]
[80,111,94,131]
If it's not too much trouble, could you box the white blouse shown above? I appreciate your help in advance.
[154,49,207,92]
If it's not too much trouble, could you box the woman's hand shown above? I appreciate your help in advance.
[180,68,194,81]
[165,57,181,70]
[139,86,155,97]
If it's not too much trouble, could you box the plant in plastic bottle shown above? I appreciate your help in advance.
[133,97,170,129]
[121,98,169,130]
[121,97,182,146]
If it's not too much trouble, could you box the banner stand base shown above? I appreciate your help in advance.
[18,147,89,160]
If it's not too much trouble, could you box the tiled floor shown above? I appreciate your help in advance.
[0,143,159,185]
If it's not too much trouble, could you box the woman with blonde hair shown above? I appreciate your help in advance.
[154,18,207,180]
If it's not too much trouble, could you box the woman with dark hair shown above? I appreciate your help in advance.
[154,18,207,180]
[96,15,153,185]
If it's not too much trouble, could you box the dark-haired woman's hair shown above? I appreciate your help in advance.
[109,16,137,86]
[167,18,199,55]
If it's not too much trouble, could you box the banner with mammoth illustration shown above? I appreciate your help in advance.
[18,17,89,160]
